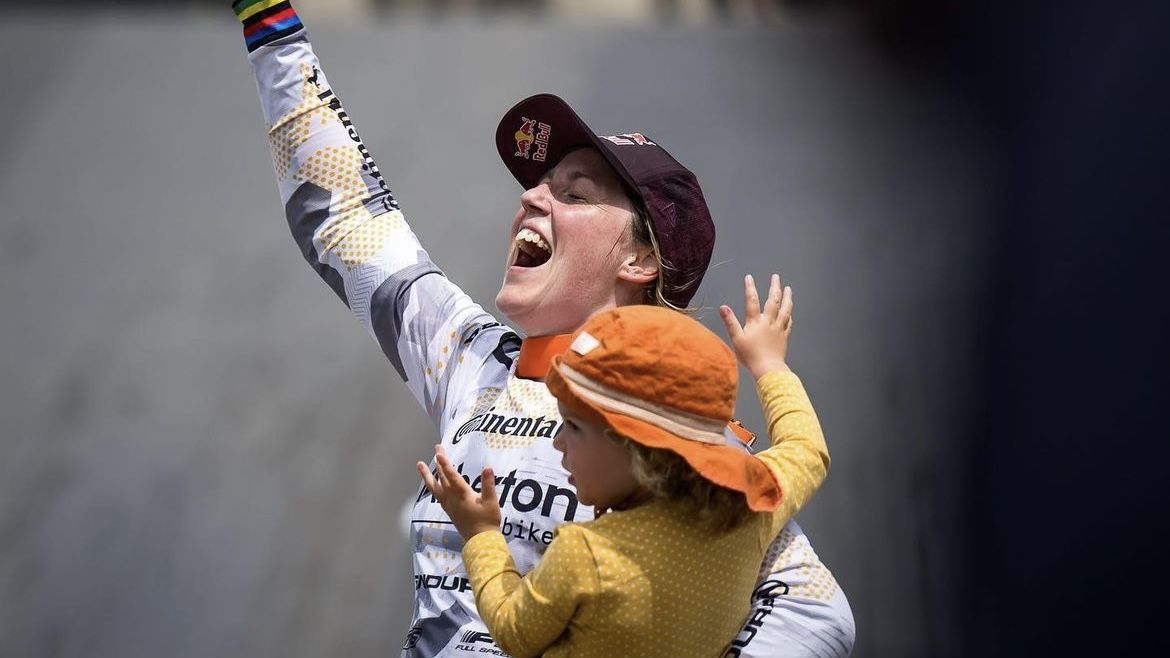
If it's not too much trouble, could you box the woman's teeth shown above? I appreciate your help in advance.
[513,228,552,267]
[514,227,552,255]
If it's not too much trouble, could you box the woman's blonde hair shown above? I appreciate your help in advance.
[630,205,700,313]
[621,207,742,528]
[609,431,755,532]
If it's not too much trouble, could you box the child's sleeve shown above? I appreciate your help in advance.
[462,526,599,658]
[753,370,831,534]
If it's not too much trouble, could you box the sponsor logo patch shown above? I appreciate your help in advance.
[600,132,656,146]
[455,629,505,655]
[514,118,536,158]
[415,574,474,593]
[451,409,561,444]
[416,464,579,524]
[514,117,552,161]
[723,579,790,657]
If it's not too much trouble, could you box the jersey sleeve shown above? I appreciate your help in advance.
[462,527,598,658]
[233,1,514,424]
[725,520,856,658]
[726,372,854,657]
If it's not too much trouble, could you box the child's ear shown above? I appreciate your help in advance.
[617,249,659,286]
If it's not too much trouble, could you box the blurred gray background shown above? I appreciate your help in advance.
[0,1,990,656]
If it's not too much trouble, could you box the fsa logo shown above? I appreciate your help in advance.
[460,630,493,644]
[455,630,505,655]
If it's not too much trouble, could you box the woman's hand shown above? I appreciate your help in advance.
[719,273,795,381]
[417,446,502,540]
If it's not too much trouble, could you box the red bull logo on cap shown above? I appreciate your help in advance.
[514,118,536,158]
[514,117,552,161]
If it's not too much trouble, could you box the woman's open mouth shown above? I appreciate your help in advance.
[511,227,552,268]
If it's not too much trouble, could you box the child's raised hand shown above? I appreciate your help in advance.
[719,273,795,381]
[417,446,502,540]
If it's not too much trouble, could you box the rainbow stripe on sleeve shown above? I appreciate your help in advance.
[232,0,304,52]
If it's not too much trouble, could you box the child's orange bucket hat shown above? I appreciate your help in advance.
[545,305,782,512]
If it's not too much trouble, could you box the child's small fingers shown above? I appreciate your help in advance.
[418,462,440,496]
[779,285,794,321]
[782,287,795,333]
[434,448,458,488]
[763,273,781,319]
[743,274,761,319]
[480,467,498,504]
[719,305,744,342]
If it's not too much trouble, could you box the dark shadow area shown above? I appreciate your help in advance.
[961,1,1170,653]
[858,0,1170,653]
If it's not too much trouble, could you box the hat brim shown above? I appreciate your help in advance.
[495,94,645,204]
[546,359,782,513]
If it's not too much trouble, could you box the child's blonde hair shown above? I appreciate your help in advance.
[608,431,756,532]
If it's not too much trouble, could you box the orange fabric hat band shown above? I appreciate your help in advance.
[554,363,728,445]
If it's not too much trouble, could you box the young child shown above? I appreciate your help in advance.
[417,274,830,658]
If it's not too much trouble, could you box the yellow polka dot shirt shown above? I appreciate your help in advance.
[462,371,830,657]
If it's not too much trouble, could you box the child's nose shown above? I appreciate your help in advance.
[552,430,565,453]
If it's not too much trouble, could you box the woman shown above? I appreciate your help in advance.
[231,1,854,655]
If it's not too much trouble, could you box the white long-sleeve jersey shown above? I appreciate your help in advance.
[234,3,855,655]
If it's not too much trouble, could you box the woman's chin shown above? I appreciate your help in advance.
[496,285,598,337]
[495,288,537,330]
[497,291,560,335]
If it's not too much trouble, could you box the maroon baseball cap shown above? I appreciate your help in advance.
[495,93,715,309]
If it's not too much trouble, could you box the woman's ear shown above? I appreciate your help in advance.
[617,248,659,285]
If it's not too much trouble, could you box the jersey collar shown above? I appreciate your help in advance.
[515,334,575,380]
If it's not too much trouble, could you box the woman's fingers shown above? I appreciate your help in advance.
[743,274,761,319]
[719,305,744,343]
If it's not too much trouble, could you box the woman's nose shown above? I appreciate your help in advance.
[520,183,552,216]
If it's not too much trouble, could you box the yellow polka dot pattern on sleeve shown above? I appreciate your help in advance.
[268,62,333,180]
[461,369,832,658]
[266,62,406,272]
[759,525,841,603]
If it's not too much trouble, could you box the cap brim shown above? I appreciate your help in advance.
[495,94,644,202]
[546,360,782,512]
